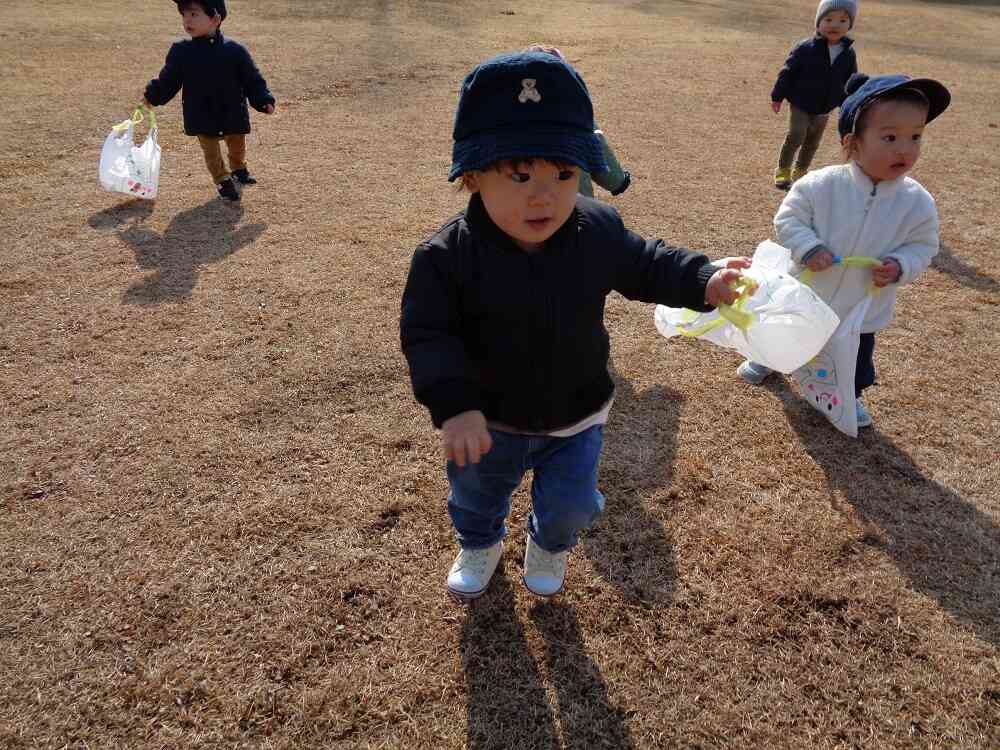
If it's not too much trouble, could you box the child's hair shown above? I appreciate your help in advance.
[457,157,578,192]
[177,0,222,20]
[841,87,930,159]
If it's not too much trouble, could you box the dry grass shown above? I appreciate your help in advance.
[1,0,998,748]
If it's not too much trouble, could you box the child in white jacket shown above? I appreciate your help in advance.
[738,73,951,428]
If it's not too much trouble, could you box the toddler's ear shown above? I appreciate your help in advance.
[461,172,481,193]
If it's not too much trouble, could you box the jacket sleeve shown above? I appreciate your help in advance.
[239,46,276,111]
[771,43,803,102]
[589,131,630,195]
[886,199,939,286]
[610,214,718,311]
[774,180,826,262]
[834,49,859,108]
[145,43,184,106]
[400,243,483,428]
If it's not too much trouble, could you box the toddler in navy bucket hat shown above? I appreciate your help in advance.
[449,51,607,181]
[402,50,751,603]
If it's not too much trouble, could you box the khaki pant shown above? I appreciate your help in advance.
[197,134,248,184]
[778,105,829,171]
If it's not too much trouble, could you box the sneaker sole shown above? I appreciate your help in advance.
[446,583,489,601]
[521,576,564,598]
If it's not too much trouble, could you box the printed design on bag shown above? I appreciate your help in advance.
[799,352,844,422]
[518,78,541,103]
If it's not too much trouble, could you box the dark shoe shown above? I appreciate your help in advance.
[231,168,257,185]
[217,178,240,201]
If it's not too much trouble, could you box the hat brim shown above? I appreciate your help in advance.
[898,78,951,124]
[449,125,606,181]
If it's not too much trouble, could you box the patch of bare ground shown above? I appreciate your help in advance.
[1,1,998,748]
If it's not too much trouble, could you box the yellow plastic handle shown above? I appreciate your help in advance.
[111,106,156,133]
[676,276,757,338]
[800,255,882,294]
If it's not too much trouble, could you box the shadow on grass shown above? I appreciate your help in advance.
[460,575,636,749]
[931,243,999,293]
[775,384,1000,647]
[88,199,265,305]
[583,364,679,606]
[460,573,559,749]
[530,601,636,749]
[87,198,155,229]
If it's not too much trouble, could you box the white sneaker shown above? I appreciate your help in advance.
[522,535,569,597]
[446,542,502,599]
[737,360,773,385]
[856,399,873,428]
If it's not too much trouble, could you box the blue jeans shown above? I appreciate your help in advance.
[447,425,605,553]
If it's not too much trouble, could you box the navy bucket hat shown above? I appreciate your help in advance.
[838,73,950,138]
[173,0,227,21]
[449,51,606,181]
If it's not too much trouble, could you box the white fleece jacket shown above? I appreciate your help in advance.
[774,161,940,333]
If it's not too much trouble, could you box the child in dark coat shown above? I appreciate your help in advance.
[143,0,275,201]
[400,50,750,601]
[770,0,859,189]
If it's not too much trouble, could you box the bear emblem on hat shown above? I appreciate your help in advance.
[518,78,541,104]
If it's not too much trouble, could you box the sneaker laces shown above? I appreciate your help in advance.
[456,547,494,575]
[526,542,567,577]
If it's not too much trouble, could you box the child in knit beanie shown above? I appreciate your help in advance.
[769,0,859,189]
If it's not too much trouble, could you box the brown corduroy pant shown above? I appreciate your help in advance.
[196,134,247,184]
[777,105,830,172]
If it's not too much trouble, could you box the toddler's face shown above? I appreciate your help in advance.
[818,10,851,42]
[849,99,927,184]
[180,3,221,38]
[465,160,579,252]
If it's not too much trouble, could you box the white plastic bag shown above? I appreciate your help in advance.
[654,241,840,373]
[792,296,872,438]
[99,107,160,200]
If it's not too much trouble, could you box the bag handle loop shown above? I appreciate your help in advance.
[676,276,758,338]
[800,255,881,294]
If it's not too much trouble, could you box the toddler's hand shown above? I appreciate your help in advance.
[705,268,752,307]
[442,410,492,468]
[264,103,275,114]
[718,256,752,270]
[872,258,901,287]
[805,249,836,272]
[771,100,782,114]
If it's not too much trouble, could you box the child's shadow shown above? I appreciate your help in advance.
[582,363,680,606]
[930,243,999,293]
[460,574,560,749]
[774,385,1000,647]
[89,199,266,305]
[460,575,635,749]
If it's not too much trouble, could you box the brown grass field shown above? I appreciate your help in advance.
[2,0,999,747]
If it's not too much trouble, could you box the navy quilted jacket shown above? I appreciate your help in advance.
[145,32,274,136]
[772,35,857,115]
[400,194,719,431]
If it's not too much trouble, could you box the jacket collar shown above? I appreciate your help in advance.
[848,161,903,196]
[465,192,578,254]
[192,30,224,45]
[811,33,854,49]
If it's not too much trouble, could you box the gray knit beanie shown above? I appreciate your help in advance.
[816,0,857,28]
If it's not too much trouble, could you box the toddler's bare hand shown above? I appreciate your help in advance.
[442,410,492,468]
[805,249,836,272]
[872,258,901,287]
[771,101,782,114]
[705,268,750,307]
[264,104,275,114]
